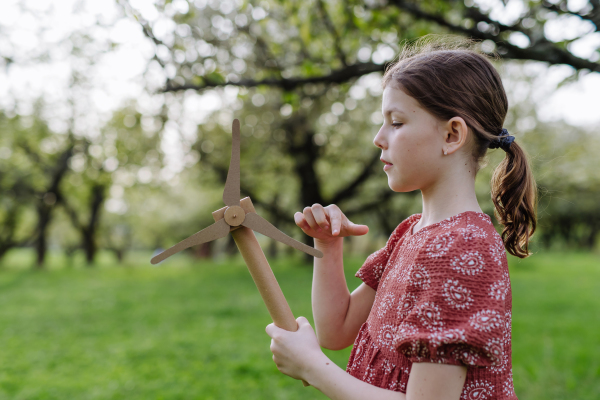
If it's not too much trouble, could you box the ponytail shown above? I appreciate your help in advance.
[490,142,537,258]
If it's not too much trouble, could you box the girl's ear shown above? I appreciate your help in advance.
[443,117,469,156]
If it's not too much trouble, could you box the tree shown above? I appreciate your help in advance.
[0,113,39,261]
[59,106,164,265]
[0,107,78,267]
[121,0,599,254]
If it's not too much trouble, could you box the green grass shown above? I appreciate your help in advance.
[0,249,598,399]
[509,252,600,399]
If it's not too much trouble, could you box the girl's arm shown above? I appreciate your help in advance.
[307,357,467,400]
[266,317,468,400]
[313,238,376,349]
[294,204,374,350]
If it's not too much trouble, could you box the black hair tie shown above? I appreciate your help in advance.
[489,128,515,151]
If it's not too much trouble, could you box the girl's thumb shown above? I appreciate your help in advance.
[348,223,369,236]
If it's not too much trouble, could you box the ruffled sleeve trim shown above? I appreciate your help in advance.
[395,325,501,367]
[356,214,421,291]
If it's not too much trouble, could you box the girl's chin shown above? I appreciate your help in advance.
[387,178,402,192]
[388,177,415,193]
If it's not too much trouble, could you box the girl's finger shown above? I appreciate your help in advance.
[302,207,320,231]
[266,323,278,338]
[347,221,369,236]
[311,203,330,230]
[294,212,309,230]
[327,205,342,236]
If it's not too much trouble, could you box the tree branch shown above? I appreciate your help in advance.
[541,0,600,32]
[329,150,381,205]
[58,195,84,232]
[385,0,600,72]
[163,61,384,92]
[343,190,396,217]
[316,0,348,67]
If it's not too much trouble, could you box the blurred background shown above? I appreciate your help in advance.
[0,0,598,399]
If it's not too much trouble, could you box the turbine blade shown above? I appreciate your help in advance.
[151,219,230,264]
[223,119,241,206]
[241,212,323,258]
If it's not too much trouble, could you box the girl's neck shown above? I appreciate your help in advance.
[415,170,483,232]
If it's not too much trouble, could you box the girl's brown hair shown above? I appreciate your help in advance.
[382,35,537,258]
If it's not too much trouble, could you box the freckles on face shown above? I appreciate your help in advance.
[379,86,445,191]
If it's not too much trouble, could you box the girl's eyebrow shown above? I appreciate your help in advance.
[382,106,407,116]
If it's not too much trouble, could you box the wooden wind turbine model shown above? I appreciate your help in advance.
[151,119,322,386]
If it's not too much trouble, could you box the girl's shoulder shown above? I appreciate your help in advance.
[382,211,506,268]
[413,211,508,280]
[418,211,504,250]
[392,213,422,237]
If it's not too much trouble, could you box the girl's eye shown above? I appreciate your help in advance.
[392,122,403,128]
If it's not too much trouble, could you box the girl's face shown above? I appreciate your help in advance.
[374,85,447,192]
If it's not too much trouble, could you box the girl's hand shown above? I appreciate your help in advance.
[266,317,325,381]
[294,203,369,244]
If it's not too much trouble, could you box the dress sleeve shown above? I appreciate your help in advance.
[355,217,415,291]
[394,228,509,368]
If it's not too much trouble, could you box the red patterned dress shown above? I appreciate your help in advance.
[346,211,517,400]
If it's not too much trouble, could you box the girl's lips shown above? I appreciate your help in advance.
[384,164,392,171]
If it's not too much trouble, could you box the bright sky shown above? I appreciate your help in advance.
[1,0,599,134]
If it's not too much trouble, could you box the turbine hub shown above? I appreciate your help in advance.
[224,205,246,226]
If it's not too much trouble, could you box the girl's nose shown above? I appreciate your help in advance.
[373,126,387,149]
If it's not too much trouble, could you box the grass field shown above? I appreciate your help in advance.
[0,249,598,399]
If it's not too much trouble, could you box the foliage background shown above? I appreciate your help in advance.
[1,0,599,398]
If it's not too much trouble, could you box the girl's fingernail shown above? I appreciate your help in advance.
[333,230,338,235]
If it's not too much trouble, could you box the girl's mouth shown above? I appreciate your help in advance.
[381,158,393,170]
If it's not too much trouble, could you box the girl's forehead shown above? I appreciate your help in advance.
[382,86,419,115]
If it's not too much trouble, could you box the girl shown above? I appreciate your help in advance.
[266,36,537,400]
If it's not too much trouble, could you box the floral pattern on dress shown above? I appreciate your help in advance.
[443,279,474,309]
[458,224,489,241]
[438,216,462,230]
[489,280,508,301]
[409,264,431,289]
[429,328,467,348]
[375,323,399,352]
[397,293,419,319]
[452,344,485,366]
[425,232,455,257]
[348,211,517,399]
[490,237,507,266]
[406,233,427,252]
[461,380,494,400]
[503,371,516,397]
[469,310,502,332]
[376,292,398,319]
[452,251,485,276]
[484,337,504,367]
[415,302,445,330]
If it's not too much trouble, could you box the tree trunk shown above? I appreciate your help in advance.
[35,202,51,268]
[83,184,106,266]
[0,205,19,263]
[585,218,599,249]
[33,144,74,268]
[268,238,278,259]
[194,242,212,259]
[83,230,96,265]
